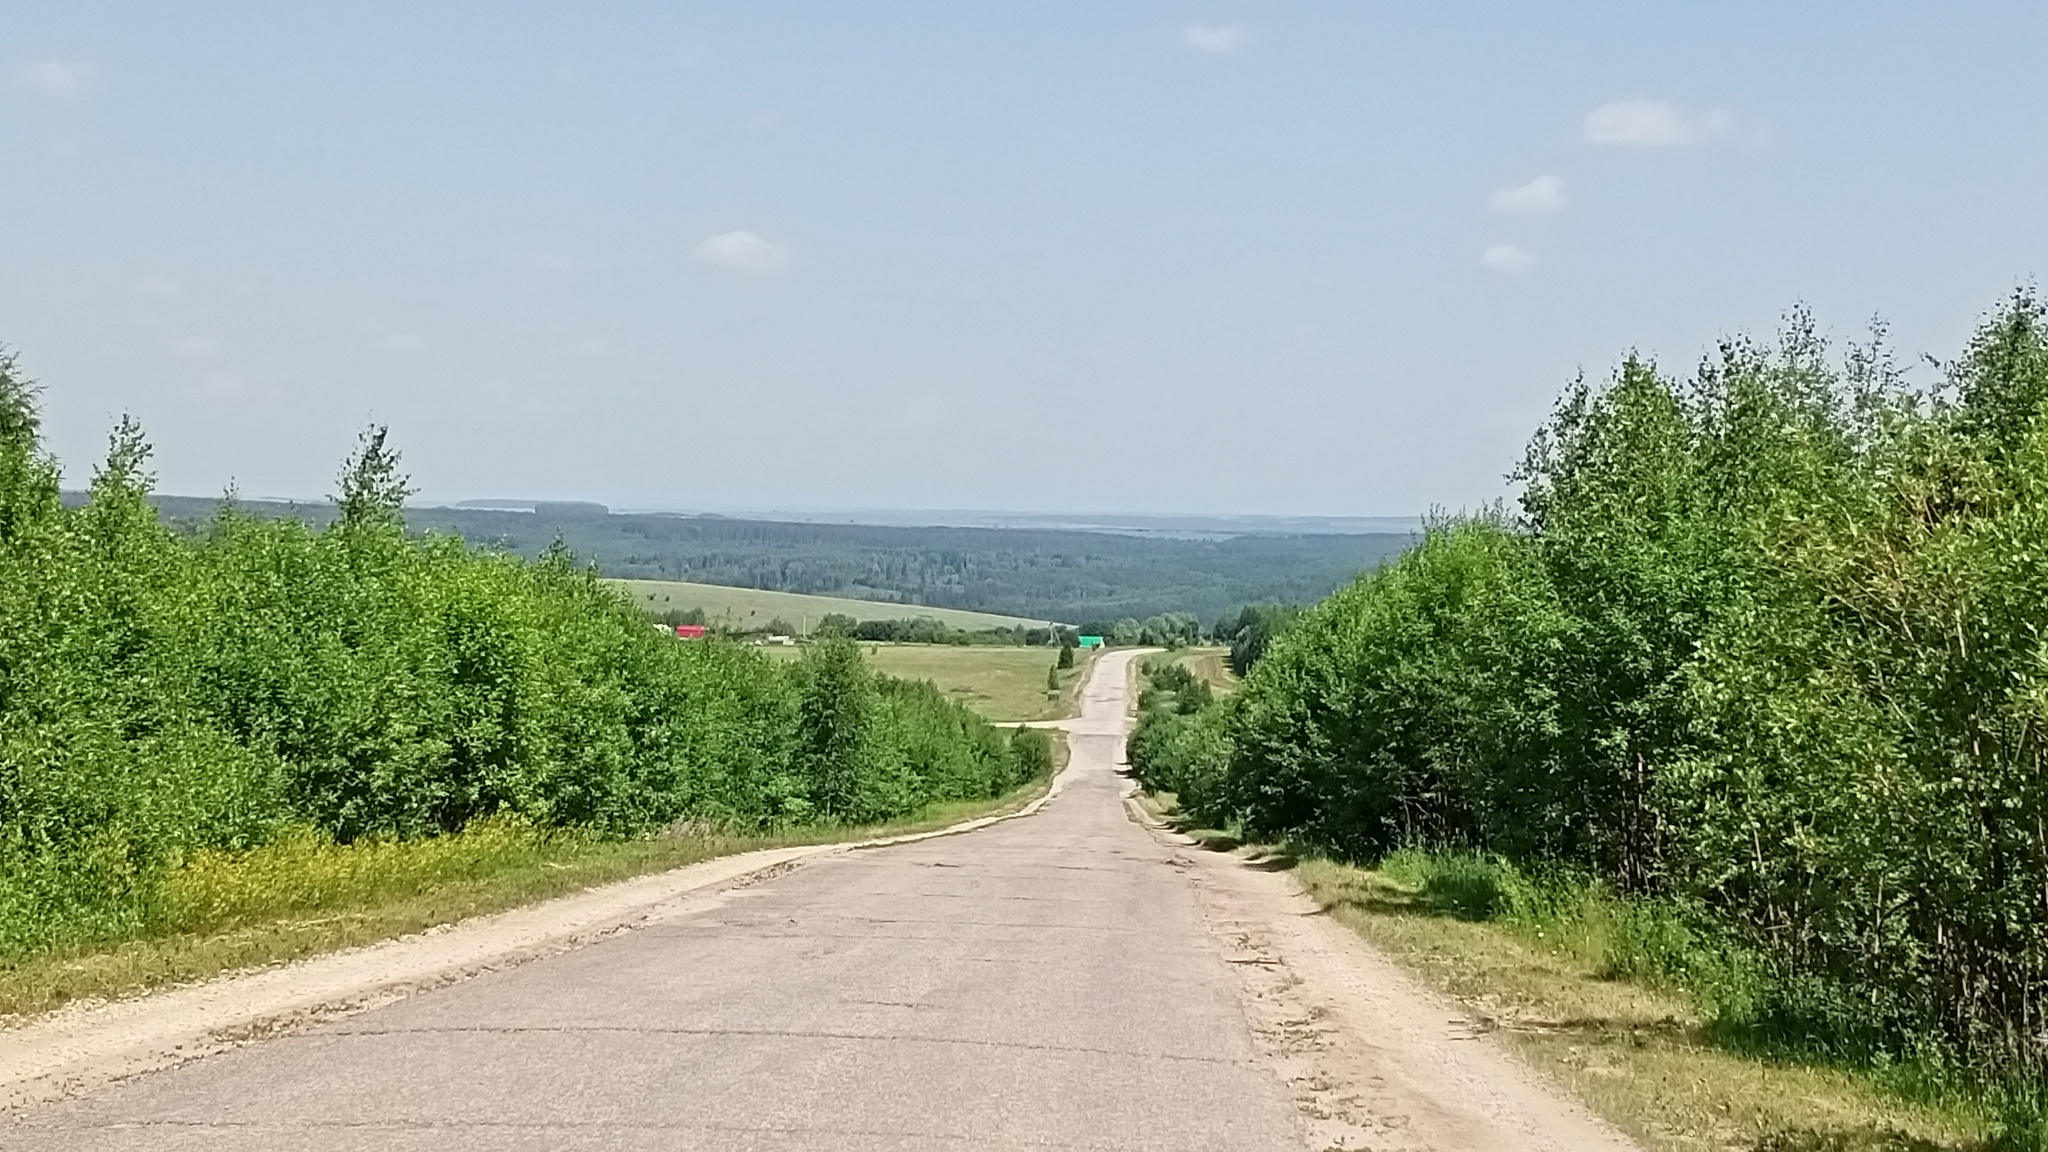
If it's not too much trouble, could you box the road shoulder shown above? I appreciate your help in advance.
[1123,793,1642,1151]
[0,751,1082,1115]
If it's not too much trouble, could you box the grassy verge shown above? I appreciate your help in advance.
[1137,794,1992,1152]
[0,733,1066,1023]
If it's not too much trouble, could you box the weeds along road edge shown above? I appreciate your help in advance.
[0,653,1121,1112]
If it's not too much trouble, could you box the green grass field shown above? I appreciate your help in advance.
[762,643,1096,722]
[869,645,1094,721]
[612,578,1056,632]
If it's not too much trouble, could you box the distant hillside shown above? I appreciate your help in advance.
[127,494,1413,623]
[614,579,1056,631]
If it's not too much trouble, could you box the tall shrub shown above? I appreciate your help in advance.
[1208,294,2048,1077]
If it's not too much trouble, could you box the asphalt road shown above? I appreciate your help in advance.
[8,649,1307,1150]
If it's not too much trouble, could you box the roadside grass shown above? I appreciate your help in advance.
[766,643,1098,723]
[0,733,1066,1023]
[611,578,1051,632]
[1135,793,1992,1152]
[1169,646,1236,693]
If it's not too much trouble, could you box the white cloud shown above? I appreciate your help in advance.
[1480,244,1535,274]
[1491,175,1565,216]
[1182,24,1247,54]
[696,230,791,275]
[1583,99,1735,147]
[13,60,94,98]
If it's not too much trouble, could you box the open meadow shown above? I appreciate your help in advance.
[867,644,1096,721]
[761,642,1097,723]
[611,578,1057,631]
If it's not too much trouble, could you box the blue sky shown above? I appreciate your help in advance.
[4,3,2045,515]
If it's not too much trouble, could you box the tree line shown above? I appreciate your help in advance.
[0,355,1049,964]
[645,605,1296,657]
[1131,293,2048,1097]
[138,494,1411,625]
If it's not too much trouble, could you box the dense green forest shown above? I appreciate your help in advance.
[0,357,1048,963]
[1131,293,2048,1119]
[130,494,1409,625]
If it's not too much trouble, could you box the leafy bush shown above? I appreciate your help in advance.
[1221,603,1301,676]
[0,363,1043,964]
[846,617,1025,645]
[1199,293,2048,1086]
[1126,657,1233,817]
[1077,613,1203,649]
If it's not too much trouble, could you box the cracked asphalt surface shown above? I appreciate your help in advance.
[6,649,1307,1150]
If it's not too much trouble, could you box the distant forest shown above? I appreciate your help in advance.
[127,495,1412,624]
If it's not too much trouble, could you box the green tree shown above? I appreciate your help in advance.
[1953,288,2048,460]
[794,637,878,819]
[334,424,415,531]
[1207,301,2048,1079]
[1226,604,1299,677]
[0,347,59,543]
[0,347,1040,964]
